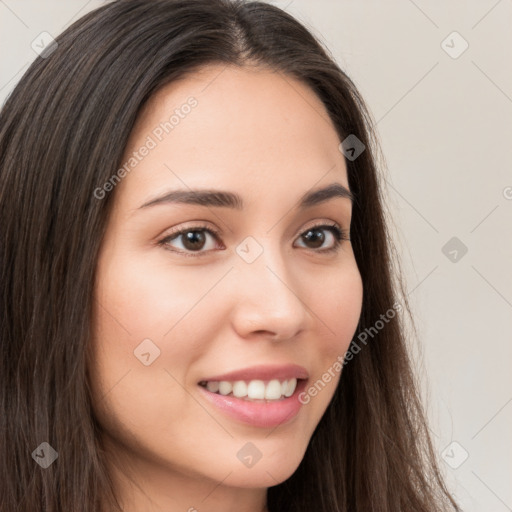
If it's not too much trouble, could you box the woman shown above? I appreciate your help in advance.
[0,1,461,511]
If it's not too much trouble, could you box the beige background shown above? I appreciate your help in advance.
[1,1,511,510]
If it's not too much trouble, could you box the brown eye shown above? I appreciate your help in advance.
[294,223,348,253]
[301,228,326,249]
[159,225,220,256]
[158,222,348,258]
[179,230,207,251]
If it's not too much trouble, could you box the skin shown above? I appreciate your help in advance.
[89,64,364,512]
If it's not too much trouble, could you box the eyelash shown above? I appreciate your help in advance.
[157,222,350,258]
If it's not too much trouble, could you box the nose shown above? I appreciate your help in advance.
[229,244,309,342]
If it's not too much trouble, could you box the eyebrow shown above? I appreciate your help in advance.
[138,182,354,211]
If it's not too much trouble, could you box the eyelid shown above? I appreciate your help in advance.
[294,219,345,239]
[161,221,220,240]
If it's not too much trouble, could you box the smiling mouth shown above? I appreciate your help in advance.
[197,375,308,428]
[198,378,300,402]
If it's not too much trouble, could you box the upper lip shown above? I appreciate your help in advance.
[199,364,309,383]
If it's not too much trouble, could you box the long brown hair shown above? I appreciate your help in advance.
[0,1,460,510]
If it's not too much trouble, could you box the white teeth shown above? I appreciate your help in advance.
[284,378,297,397]
[232,381,247,398]
[218,381,232,396]
[203,377,299,400]
[265,379,282,400]
[206,381,219,393]
[247,380,266,399]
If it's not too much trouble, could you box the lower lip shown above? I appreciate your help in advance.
[197,380,307,428]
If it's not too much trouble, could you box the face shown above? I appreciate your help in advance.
[89,64,363,504]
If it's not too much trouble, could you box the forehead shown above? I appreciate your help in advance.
[115,64,349,211]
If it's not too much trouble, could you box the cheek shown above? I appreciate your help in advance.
[89,248,209,409]
[90,244,235,407]
[89,252,225,459]
[314,261,363,354]
[94,244,222,343]
[299,261,363,409]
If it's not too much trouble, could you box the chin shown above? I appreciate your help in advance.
[221,443,306,488]
[225,464,300,489]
